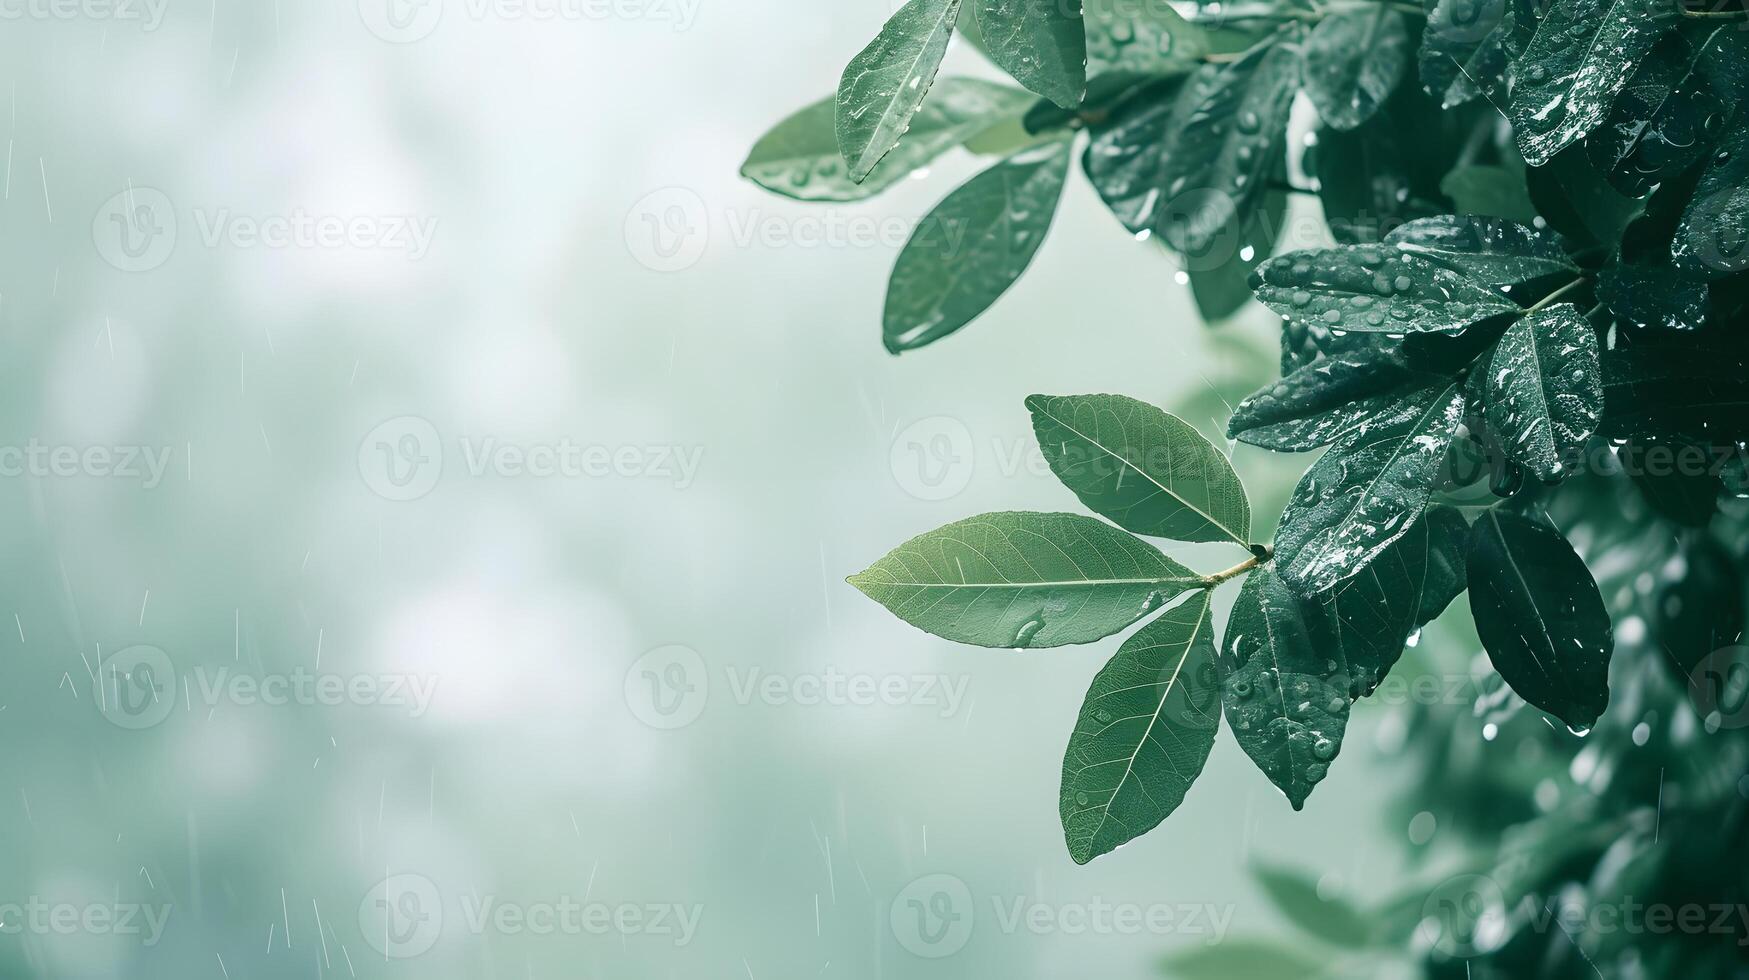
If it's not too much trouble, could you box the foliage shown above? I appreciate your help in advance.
[746,0,1749,973]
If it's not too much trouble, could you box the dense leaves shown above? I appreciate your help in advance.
[1507,0,1674,167]
[848,511,1201,649]
[1467,510,1614,730]
[1251,243,1520,336]
[1302,7,1408,131]
[1060,591,1219,863]
[1027,393,1251,545]
[1481,303,1603,482]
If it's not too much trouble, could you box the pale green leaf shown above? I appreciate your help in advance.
[836,0,963,182]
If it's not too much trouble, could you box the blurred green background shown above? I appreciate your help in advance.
[0,2,1461,976]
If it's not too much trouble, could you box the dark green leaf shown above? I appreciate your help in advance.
[1585,27,1742,198]
[1251,861,1373,946]
[1188,187,1286,322]
[1252,243,1520,336]
[1599,337,1749,441]
[1657,534,1745,678]
[1220,568,1353,810]
[1308,78,1467,244]
[1303,8,1409,131]
[847,511,1202,648]
[1083,0,1208,77]
[1631,461,1722,527]
[1598,254,1709,330]
[1306,505,1472,698]
[836,0,962,182]
[1274,380,1467,595]
[974,0,1088,109]
[1673,123,1749,279]
[883,138,1071,352]
[1227,349,1414,451]
[1439,165,1540,225]
[1482,303,1603,482]
[1061,591,1220,864]
[1526,145,1646,249]
[1508,0,1675,167]
[1027,393,1251,545]
[1083,39,1300,255]
[1419,0,1532,109]
[743,80,1035,202]
[1466,510,1614,730]
[1384,214,1579,286]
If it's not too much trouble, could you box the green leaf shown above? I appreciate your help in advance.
[1274,380,1467,595]
[1658,534,1745,678]
[1626,438,1726,527]
[1251,861,1373,946]
[1227,349,1415,452]
[1508,0,1675,167]
[1083,39,1300,256]
[1310,89,1457,244]
[743,80,1035,202]
[1083,0,1208,78]
[1302,8,1409,131]
[1419,0,1532,109]
[1526,144,1646,249]
[1251,243,1520,336]
[1305,505,1472,698]
[1673,123,1749,279]
[836,0,962,182]
[883,138,1071,352]
[974,0,1088,109]
[1383,215,1579,286]
[1482,303,1603,482]
[1466,510,1614,731]
[1158,939,1321,980]
[1219,568,1353,810]
[1585,27,1742,198]
[1188,187,1285,322]
[848,512,1203,649]
[1439,166,1540,225]
[1027,393,1251,545]
[1061,591,1220,864]
[1599,337,1749,441]
[1597,254,1709,331]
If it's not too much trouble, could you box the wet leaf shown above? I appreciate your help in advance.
[847,511,1202,648]
[1673,123,1749,279]
[1508,0,1676,167]
[1305,505,1472,698]
[1028,393,1251,545]
[1227,349,1416,452]
[1420,0,1533,109]
[1657,534,1745,678]
[1438,165,1540,225]
[1219,568,1353,810]
[1597,254,1709,331]
[883,138,1071,352]
[1466,510,1613,731]
[836,0,963,182]
[1060,591,1219,863]
[974,0,1088,109]
[1188,187,1285,322]
[1482,303,1603,482]
[1303,7,1410,131]
[1251,243,1520,336]
[1526,144,1646,249]
[1585,27,1741,198]
[1383,214,1578,286]
[1083,0,1208,78]
[1083,38,1301,256]
[743,80,1035,202]
[1274,380,1467,595]
[1251,861,1373,946]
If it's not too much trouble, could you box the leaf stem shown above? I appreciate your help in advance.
[1201,548,1273,589]
[1524,277,1589,316]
